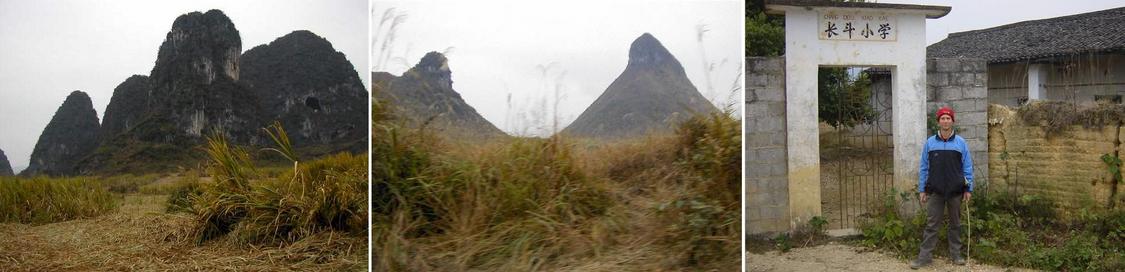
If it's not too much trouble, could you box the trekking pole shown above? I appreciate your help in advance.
[965,178,971,271]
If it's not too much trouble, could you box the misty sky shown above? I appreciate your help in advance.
[0,0,368,172]
[371,0,744,137]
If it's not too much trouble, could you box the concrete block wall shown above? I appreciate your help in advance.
[927,58,990,186]
[746,57,789,235]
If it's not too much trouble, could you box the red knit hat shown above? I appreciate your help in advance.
[936,106,955,122]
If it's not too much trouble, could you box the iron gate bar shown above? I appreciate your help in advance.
[824,67,895,230]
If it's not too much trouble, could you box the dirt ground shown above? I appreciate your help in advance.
[0,195,366,271]
[746,243,1036,272]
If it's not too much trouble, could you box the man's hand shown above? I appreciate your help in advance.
[920,192,927,203]
[963,192,972,203]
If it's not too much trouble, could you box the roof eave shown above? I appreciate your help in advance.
[766,0,951,19]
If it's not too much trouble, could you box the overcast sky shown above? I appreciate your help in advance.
[0,0,367,172]
[890,0,1123,45]
[372,0,743,137]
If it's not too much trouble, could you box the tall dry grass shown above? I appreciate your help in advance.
[0,176,118,224]
[373,93,741,270]
[188,123,368,246]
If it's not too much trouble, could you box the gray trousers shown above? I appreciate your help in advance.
[916,193,963,262]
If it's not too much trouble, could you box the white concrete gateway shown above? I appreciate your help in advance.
[764,0,950,230]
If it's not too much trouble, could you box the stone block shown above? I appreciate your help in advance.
[773,164,789,177]
[974,73,987,87]
[963,60,987,73]
[772,131,788,146]
[964,86,988,99]
[928,72,949,87]
[763,57,784,72]
[748,163,772,177]
[759,87,785,102]
[936,58,961,73]
[949,99,974,112]
[960,111,987,124]
[937,86,962,101]
[760,148,786,162]
[956,73,978,86]
[748,134,771,148]
[747,103,769,119]
[748,74,769,87]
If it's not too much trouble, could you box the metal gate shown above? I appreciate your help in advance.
[819,67,895,230]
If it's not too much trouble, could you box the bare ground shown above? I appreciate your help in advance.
[746,243,1036,272]
[0,195,366,271]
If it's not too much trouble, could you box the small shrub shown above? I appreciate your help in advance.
[774,233,792,252]
[809,216,828,236]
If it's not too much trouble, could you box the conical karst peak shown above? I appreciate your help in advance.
[628,33,675,67]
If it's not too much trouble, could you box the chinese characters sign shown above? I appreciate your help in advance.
[818,11,896,41]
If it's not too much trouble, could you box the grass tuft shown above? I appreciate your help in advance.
[189,125,368,246]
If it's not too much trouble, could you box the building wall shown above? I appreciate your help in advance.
[987,105,1123,211]
[745,57,789,235]
[988,53,1125,106]
[988,62,1028,106]
[927,58,990,187]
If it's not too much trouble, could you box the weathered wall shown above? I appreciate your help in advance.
[746,57,789,234]
[927,58,990,186]
[987,62,1028,106]
[988,54,1125,107]
[987,104,1123,211]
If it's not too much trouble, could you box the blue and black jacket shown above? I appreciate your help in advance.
[919,130,974,196]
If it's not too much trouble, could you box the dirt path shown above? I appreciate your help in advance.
[746,243,1037,272]
[0,195,366,271]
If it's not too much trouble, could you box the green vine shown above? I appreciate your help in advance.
[1101,153,1121,183]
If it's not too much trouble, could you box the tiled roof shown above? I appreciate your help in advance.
[927,7,1125,63]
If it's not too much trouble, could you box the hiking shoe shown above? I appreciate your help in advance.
[909,260,931,269]
[953,257,966,265]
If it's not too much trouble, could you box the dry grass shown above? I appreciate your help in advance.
[373,98,741,271]
[0,194,366,271]
[1016,100,1125,136]
[189,124,368,246]
[0,176,117,224]
[0,123,368,271]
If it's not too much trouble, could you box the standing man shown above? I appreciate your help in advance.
[911,106,973,269]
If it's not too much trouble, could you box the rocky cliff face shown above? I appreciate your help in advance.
[372,52,504,139]
[144,9,261,144]
[22,91,101,176]
[99,75,151,141]
[0,148,13,176]
[80,10,262,174]
[562,33,717,139]
[241,30,367,153]
[80,10,367,174]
